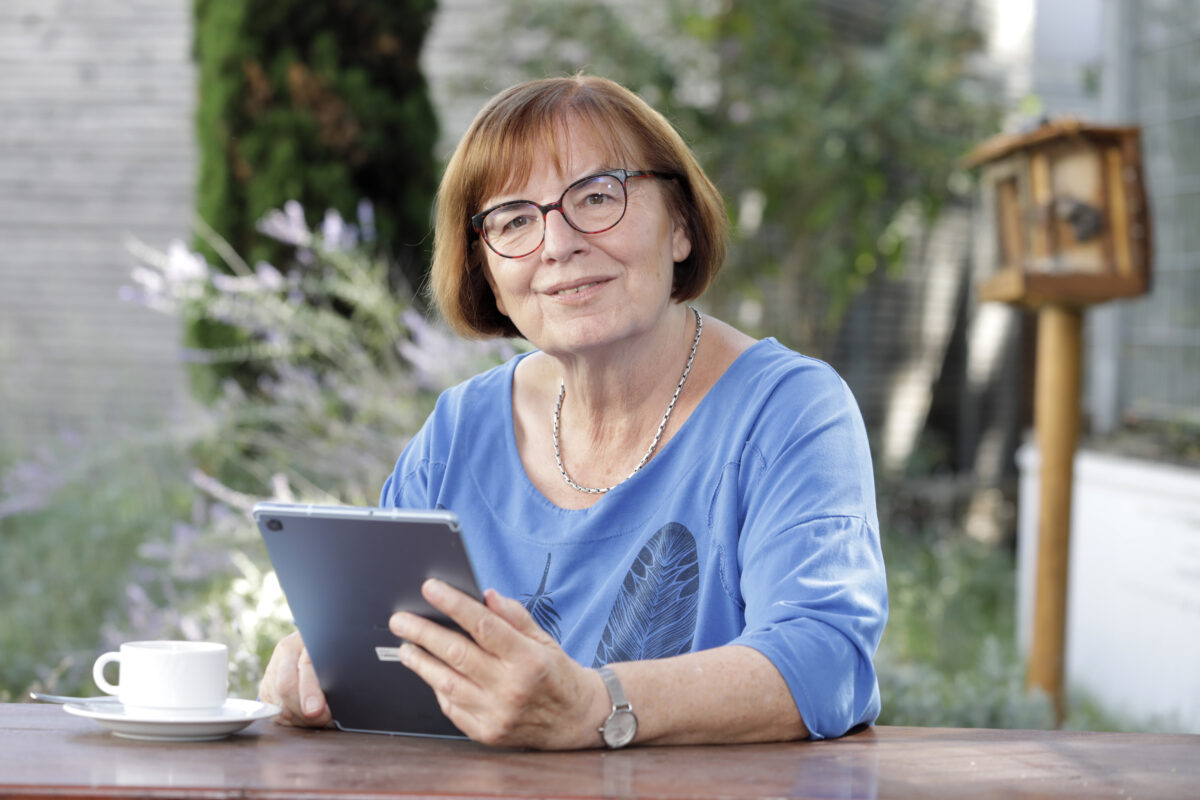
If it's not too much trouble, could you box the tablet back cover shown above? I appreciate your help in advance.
[255,503,481,737]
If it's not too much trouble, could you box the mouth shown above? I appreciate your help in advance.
[545,278,610,297]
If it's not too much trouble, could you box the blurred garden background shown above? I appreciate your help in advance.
[2,0,1198,732]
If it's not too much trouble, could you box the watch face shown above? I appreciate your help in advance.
[603,709,637,748]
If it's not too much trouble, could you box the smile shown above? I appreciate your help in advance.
[551,281,605,296]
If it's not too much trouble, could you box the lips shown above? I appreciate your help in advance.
[543,277,611,296]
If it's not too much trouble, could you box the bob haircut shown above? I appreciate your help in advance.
[431,74,728,339]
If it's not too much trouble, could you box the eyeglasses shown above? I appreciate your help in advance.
[471,169,677,259]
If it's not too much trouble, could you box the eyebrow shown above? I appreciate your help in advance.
[489,164,624,207]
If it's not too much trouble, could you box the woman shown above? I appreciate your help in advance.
[259,74,887,750]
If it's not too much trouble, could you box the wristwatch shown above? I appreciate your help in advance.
[596,665,637,749]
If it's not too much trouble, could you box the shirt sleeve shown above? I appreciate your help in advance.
[729,362,888,740]
[378,395,449,509]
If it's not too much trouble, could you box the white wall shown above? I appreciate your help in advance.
[0,0,193,458]
[1017,444,1200,732]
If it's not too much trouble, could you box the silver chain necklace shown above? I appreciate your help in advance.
[552,307,703,495]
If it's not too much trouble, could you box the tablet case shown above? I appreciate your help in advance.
[253,502,482,737]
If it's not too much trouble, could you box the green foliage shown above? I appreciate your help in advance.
[1088,414,1200,467]
[875,524,1054,728]
[875,511,1145,731]
[1,204,516,700]
[877,635,1056,729]
[193,0,439,277]
[191,0,440,396]
[883,524,1016,674]
[0,439,197,698]
[476,0,1000,351]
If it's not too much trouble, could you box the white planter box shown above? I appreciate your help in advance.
[1017,444,1200,733]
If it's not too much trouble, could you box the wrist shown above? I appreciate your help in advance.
[595,665,638,749]
[568,666,608,750]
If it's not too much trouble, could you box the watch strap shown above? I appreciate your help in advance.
[598,665,631,711]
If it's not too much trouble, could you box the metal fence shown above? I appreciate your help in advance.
[1098,0,1200,429]
[1124,0,1200,424]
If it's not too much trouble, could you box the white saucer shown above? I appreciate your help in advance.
[64,698,281,741]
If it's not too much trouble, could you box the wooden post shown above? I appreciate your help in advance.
[965,121,1151,725]
[1027,304,1083,722]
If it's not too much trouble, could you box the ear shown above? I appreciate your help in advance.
[670,219,692,264]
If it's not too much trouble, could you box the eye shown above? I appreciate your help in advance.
[504,215,534,232]
[486,204,539,236]
[569,176,623,211]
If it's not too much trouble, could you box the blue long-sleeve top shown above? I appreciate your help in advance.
[380,337,888,739]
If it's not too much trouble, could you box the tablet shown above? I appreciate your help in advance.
[253,501,483,737]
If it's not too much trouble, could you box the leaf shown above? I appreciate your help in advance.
[522,552,562,642]
[592,523,699,667]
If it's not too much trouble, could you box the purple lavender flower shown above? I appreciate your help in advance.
[256,200,313,247]
[357,199,376,243]
[321,208,361,252]
[254,262,285,291]
[164,240,208,284]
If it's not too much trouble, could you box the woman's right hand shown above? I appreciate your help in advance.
[258,630,333,727]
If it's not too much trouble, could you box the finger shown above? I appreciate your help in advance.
[258,646,279,703]
[485,588,554,643]
[262,632,309,725]
[389,607,493,682]
[396,641,487,721]
[421,579,524,659]
[296,645,332,725]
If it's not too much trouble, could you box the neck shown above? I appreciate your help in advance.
[556,304,695,423]
[551,305,701,493]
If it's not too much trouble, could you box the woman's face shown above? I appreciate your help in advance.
[478,132,691,358]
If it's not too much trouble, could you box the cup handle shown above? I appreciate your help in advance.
[92,652,121,695]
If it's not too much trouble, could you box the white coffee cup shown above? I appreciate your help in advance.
[93,640,229,717]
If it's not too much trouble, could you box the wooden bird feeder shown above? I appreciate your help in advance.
[964,120,1152,722]
[965,119,1152,309]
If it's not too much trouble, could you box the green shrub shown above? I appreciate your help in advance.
[0,437,196,698]
[877,635,1056,729]
[876,520,1145,731]
[873,516,1046,728]
[193,0,438,278]
[191,0,440,397]
[1,203,515,699]
[123,204,517,694]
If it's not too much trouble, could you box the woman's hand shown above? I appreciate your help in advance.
[389,579,608,750]
[258,630,334,728]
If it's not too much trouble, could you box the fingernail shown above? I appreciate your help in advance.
[303,696,321,715]
[397,643,414,665]
[389,613,407,636]
[424,578,445,600]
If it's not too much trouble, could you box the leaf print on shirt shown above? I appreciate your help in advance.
[522,552,562,642]
[592,522,699,667]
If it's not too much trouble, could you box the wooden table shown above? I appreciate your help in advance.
[1,704,1196,798]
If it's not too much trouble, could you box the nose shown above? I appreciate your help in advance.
[539,207,586,262]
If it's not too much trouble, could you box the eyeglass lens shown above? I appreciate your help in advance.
[480,173,629,258]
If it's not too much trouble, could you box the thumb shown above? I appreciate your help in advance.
[297,646,332,724]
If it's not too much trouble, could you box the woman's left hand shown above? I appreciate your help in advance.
[389,579,607,750]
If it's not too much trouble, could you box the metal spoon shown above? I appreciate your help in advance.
[29,691,121,705]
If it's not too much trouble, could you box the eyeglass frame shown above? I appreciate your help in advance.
[470,169,679,259]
